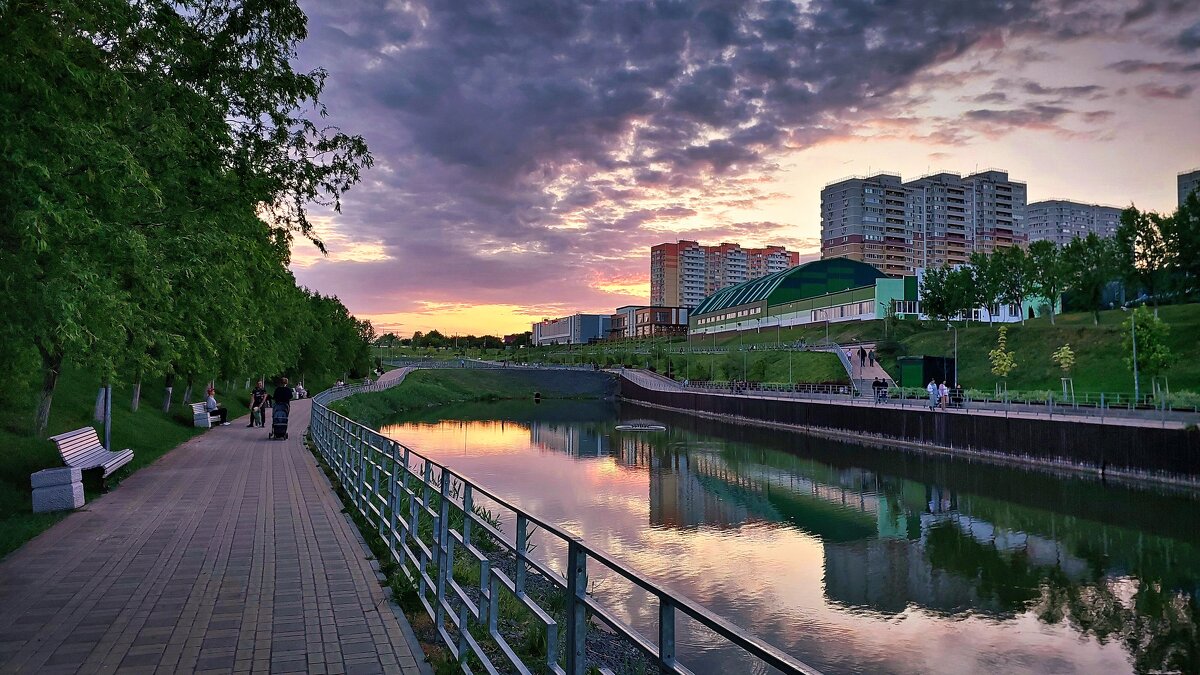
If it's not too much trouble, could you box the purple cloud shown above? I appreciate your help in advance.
[287,0,1200,327]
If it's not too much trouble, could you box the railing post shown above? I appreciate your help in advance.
[565,538,588,675]
[659,596,676,671]
[435,469,451,629]
[515,514,528,594]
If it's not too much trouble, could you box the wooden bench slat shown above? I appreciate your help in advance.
[47,428,96,444]
[49,427,134,479]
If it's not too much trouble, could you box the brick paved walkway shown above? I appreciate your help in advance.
[0,399,425,675]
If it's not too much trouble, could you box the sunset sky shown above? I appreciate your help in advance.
[287,0,1200,337]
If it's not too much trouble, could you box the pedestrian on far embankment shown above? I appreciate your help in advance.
[868,350,876,367]
[927,379,938,410]
[939,381,950,410]
[858,346,867,367]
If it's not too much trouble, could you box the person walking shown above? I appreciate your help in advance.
[939,381,950,410]
[273,377,294,414]
[868,349,876,367]
[206,387,230,426]
[926,379,939,410]
[249,380,268,427]
[858,346,867,368]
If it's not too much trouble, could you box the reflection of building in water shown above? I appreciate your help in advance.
[648,450,754,530]
[824,486,1093,616]
[529,421,609,457]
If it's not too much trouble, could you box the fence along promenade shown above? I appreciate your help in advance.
[311,370,823,675]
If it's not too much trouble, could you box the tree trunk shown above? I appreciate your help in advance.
[162,372,175,412]
[94,385,106,422]
[182,375,194,408]
[34,347,64,437]
[131,372,142,412]
[1049,306,1056,325]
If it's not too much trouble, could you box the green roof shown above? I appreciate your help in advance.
[692,258,887,316]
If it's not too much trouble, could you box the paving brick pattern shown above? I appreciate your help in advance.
[0,399,423,675]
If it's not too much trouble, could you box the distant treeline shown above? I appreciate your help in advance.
[377,331,532,350]
[0,0,374,434]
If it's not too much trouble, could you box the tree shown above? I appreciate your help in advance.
[1162,191,1200,299]
[920,265,974,323]
[1122,307,1171,385]
[1064,234,1120,325]
[995,246,1032,324]
[1051,344,1075,375]
[1028,240,1067,324]
[989,326,1017,388]
[1115,206,1170,315]
[968,252,1003,324]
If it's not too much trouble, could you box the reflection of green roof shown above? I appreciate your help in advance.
[692,258,887,316]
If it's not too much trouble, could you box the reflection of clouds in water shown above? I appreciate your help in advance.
[379,413,1193,675]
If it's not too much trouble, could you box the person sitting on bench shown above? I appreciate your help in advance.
[206,387,230,426]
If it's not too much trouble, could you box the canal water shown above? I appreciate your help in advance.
[379,400,1200,674]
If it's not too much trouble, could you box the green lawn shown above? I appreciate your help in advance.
[0,365,205,558]
[330,368,616,427]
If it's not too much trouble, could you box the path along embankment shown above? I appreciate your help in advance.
[618,373,1200,489]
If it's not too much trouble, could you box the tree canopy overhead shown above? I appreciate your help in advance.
[0,0,374,434]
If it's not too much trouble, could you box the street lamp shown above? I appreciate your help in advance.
[1121,307,1139,402]
[947,322,958,386]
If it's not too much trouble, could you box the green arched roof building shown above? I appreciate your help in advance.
[692,258,888,317]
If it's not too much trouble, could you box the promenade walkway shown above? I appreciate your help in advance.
[620,368,1196,429]
[0,398,424,675]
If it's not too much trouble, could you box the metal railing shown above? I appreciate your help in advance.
[310,383,821,675]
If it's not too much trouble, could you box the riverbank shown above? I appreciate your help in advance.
[618,374,1200,490]
[330,368,618,427]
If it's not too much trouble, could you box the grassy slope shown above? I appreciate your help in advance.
[879,304,1200,394]
[331,369,616,427]
[0,362,354,559]
[0,365,204,558]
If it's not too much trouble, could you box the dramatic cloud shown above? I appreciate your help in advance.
[1107,59,1200,73]
[289,0,1200,334]
[1136,82,1196,98]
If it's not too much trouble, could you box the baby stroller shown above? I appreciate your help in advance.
[268,403,290,440]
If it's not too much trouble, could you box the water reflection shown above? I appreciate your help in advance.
[379,401,1200,675]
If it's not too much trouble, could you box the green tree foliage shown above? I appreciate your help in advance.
[0,0,373,434]
[1051,344,1075,374]
[989,326,1017,379]
[1123,307,1171,380]
[919,265,974,323]
[1064,234,1120,325]
[1028,240,1068,324]
[1115,206,1171,314]
[1162,191,1200,298]
[994,246,1032,324]
[968,252,1003,324]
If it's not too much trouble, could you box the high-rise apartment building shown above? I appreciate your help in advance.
[820,174,911,276]
[1180,168,1200,206]
[1025,200,1122,246]
[650,240,800,308]
[822,169,1026,271]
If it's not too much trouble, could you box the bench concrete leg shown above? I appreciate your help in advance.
[33,482,85,513]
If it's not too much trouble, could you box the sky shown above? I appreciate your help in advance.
[287,0,1200,338]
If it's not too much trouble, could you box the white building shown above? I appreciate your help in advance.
[532,314,611,346]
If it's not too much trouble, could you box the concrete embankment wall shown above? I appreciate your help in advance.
[618,378,1200,486]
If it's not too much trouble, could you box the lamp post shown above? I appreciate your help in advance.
[1122,307,1139,402]
[947,322,958,386]
[739,323,746,381]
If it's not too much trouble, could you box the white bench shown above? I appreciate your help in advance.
[190,402,221,428]
[47,427,134,486]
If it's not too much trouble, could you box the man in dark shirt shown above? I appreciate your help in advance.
[249,380,268,427]
[273,377,294,414]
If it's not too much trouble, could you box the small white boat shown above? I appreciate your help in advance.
[615,422,667,432]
